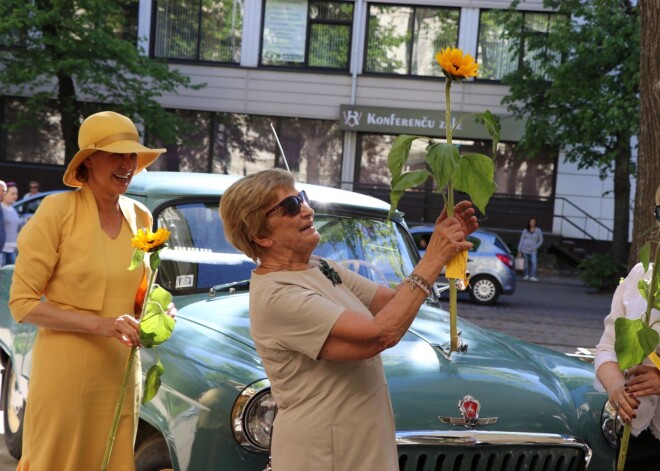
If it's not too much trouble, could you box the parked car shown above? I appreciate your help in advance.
[0,172,615,470]
[410,226,516,305]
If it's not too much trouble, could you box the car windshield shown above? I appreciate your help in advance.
[155,201,417,293]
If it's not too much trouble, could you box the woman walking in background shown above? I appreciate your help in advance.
[1,181,20,266]
[517,217,543,281]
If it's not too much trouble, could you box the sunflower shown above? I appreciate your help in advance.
[435,47,478,81]
[131,227,171,252]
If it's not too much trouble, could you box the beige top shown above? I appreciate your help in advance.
[250,258,398,470]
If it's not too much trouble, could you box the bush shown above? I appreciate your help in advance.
[578,253,626,292]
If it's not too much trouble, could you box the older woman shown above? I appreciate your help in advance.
[10,111,174,470]
[595,184,660,467]
[220,169,476,470]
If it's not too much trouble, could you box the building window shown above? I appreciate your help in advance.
[152,0,242,63]
[261,0,353,70]
[477,9,561,81]
[147,111,343,186]
[364,4,459,76]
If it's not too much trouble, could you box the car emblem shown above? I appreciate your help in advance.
[439,395,498,429]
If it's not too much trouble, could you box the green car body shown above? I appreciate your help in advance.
[0,172,616,470]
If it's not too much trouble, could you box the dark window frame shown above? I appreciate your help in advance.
[475,8,561,83]
[150,0,242,65]
[258,0,354,71]
[362,3,460,77]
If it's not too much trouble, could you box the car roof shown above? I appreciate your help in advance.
[409,225,494,238]
[128,171,396,215]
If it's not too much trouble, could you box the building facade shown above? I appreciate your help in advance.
[0,0,625,242]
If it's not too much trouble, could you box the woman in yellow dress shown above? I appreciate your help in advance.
[9,111,172,470]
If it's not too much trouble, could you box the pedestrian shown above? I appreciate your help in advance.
[594,184,660,468]
[22,180,41,200]
[1,181,20,266]
[517,217,543,281]
[219,168,476,470]
[0,181,6,262]
[9,111,176,471]
[22,180,42,213]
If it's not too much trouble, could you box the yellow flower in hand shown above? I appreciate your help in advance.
[131,228,171,252]
[435,47,478,81]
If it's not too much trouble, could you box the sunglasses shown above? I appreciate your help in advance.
[265,191,310,217]
[655,205,660,222]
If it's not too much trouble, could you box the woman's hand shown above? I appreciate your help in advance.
[425,217,472,265]
[102,315,141,347]
[625,365,660,398]
[607,380,639,424]
[166,302,177,320]
[435,201,478,238]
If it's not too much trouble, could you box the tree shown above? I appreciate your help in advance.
[630,0,660,267]
[0,0,203,166]
[502,0,639,267]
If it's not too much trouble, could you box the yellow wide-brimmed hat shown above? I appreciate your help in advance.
[63,111,166,187]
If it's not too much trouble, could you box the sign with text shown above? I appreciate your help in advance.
[339,104,524,141]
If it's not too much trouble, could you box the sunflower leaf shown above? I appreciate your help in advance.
[614,317,646,371]
[128,249,145,271]
[388,169,431,220]
[139,286,174,348]
[452,153,498,214]
[426,142,460,190]
[387,135,426,182]
[142,361,165,405]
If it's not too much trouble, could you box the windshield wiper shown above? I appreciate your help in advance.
[209,280,250,297]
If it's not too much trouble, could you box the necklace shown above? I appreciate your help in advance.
[317,258,342,286]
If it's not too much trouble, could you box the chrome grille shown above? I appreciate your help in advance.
[398,446,585,471]
[395,431,590,471]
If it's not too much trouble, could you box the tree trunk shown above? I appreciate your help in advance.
[630,0,660,268]
[611,135,631,267]
[57,73,80,168]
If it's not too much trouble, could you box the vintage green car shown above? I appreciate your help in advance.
[0,172,616,470]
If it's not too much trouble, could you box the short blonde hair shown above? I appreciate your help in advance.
[656,185,660,205]
[220,169,296,262]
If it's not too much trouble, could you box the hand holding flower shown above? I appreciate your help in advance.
[625,365,660,397]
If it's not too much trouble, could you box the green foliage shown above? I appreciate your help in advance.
[577,253,626,292]
[502,0,639,169]
[386,109,500,218]
[0,0,205,152]
[140,285,175,348]
[142,361,165,405]
[614,317,648,371]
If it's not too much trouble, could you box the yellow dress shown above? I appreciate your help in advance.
[17,220,143,471]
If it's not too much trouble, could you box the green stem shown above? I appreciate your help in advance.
[100,346,137,471]
[644,243,660,326]
[100,260,159,470]
[444,77,459,352]
[616,423,631,471]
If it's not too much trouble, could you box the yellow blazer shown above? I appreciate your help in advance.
[9,185,152,322]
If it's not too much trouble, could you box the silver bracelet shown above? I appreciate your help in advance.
[407,273,432,297]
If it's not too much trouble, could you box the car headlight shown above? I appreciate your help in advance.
[601,399,622,449]
[231,379,276,453]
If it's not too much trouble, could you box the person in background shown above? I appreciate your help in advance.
[0,181,6,260]
[1,181,20,266]
[22,180,41,200]
[220,169,476,470]
[22,180,42,213]
[595,184,660,468]
[517,217,543,281]
[9,111,176,471]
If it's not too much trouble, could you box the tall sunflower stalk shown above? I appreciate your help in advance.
[100,227,175,471]
[614,240,660,470]
[387,47,500,356]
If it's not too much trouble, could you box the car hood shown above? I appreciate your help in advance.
[177,292,598,436]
